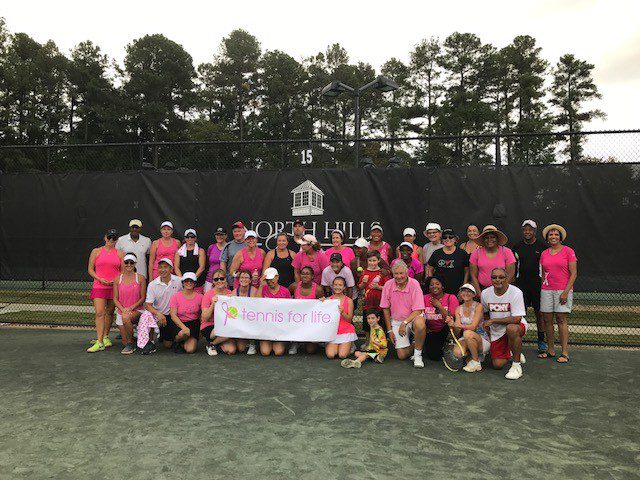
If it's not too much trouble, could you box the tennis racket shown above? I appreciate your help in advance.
[442,325,465,372]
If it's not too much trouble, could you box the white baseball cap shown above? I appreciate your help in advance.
[403,227,416,237]
[399,241,414,250]
[296,234,319,245]
[370,223,383,234]
[264,267,278,280]
[522,219,537,229]
[244,230,258,239]
[123,253,137,263]
[424,222,442,232]
[459,283,476,295]
[160,221,174,229]
[181,272,197,282]
[184,228,197,237]
[129,219,142,228]
[158,258,173,268]
[353,237,369,248]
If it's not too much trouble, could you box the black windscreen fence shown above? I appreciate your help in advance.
[1,164,639,346]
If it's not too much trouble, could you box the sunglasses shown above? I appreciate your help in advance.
[491,275,506,279]
[213,277,226,282]
[442,235,456,240]
[124,260,136,265]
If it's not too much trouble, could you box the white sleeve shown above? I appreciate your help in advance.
[145,284,155,304]
[510,288,526,317]
[481,291,489,313]
[344,268,355,287]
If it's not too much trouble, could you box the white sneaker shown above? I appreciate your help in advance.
[288,342,299,355]
[505,363,523,380]
[206,344,218,356]
[413,355,424,368]
[463,360,482,372]
[510,352,526,364]
[247,343,257,355]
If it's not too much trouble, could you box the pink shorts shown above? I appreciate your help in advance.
[90,286,113,300]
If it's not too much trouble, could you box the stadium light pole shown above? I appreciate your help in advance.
[321,76,399,168]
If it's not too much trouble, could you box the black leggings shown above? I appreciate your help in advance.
[424,328,449,361]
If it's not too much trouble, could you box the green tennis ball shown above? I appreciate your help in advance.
[228,306,238,317]
[357,266,363,272]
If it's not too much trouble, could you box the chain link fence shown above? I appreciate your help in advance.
[1,130,638,172]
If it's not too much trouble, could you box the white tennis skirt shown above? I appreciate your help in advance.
[332,332,358,344]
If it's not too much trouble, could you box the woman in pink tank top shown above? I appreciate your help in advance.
[87,229,124,352]
[149,221,180,279]
[229,230,265,288]
[326,276,357,359]
[288,266,324,355]
[113,253,147,354]
[368,223,392,263]
[258,269,292,356]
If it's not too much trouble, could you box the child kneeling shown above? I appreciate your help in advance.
[341,309,388,368]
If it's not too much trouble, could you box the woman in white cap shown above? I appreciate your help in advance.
[175,228,206,293]
[367,223,393,264]
[391,242,424,284]
[113,253,147,354]
[258,267,292,356]
[229,230,265,289]
[292,234,329,285]
[324,229,355,267]
[539,224,577,363]
[395,227,423,261]
[204,227,228,293]
[446,283,490,372]
[149,221,180,279]
[87,228,124,352]
[469,225,516,294]
[168,272,204,354]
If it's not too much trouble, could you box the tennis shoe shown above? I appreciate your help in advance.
[206,344,218,356]
[413,355,424,368]
[121,344,135,355]
[102,337,113,348]
[510,352,526,364]
[140,340,157,355]
[463,360,482,372]
[288,343,299,355]
[247,343,257,355]
[341,359,361,369]
[505,363,523,380]
[86,341,104,353]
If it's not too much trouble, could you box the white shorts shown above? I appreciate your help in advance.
[115,310,143,326]
[332,332,358,344]
[392,319,414,349]
[540,289,573,313]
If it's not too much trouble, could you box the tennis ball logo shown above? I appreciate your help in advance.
[221,302,239,326]
[228,306,238,317]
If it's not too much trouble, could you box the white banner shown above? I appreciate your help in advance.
[213,296,340,342]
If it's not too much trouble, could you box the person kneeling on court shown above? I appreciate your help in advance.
[200,268,232,356]
[139,258,182,354]
[379,261,427,368]
[259,267,292,356]
[481,267,528,380]
[446,283,490,373]
[341,309,388,368]
[167,272,204,354]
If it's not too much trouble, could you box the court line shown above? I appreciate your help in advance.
[274,397,296,416]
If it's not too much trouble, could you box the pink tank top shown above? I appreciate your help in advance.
[117,273,142,313]
[153,238,179,277]
[261,285,291,299]
[368,241,390,263]
[234,247,264,288]
[93,247,120,288]
[332,295,355,335]
[294,282,317,299]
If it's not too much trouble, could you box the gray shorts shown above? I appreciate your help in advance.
[540,289,573,313]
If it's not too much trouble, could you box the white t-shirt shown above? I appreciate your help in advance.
[321,265,356,298]
[145,274,182,315]
[422,242,444,266]
[116,233,152,279]
[481,284,527,342]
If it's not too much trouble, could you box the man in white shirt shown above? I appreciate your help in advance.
[116,219,152,279]
[481,267,528,380]
[144,258,182,349]
[422,222,444,268]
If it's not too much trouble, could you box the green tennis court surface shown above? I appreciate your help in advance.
[0,329,638,479]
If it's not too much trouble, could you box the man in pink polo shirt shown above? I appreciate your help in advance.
[380,261,427,367]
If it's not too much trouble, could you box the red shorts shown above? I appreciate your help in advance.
[490,323,526,360]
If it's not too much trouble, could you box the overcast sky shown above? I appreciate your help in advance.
[2,0,638,133]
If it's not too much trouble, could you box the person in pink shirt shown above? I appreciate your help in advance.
[324,229,355,267]
[113,253,147,354]
[539,224,578,363]
[379,261,427,367]
[368,223,393,264]
[391,242,424,284]
[469,225,516,293]
[423,276,459,361]
[204,227,227,293]
[87,228,124,353]
[229,230,265,289]
[292,234,329,285]
[326,277,358,359]
[288,266,324,355]
[168,272,204,354]
[200,268,232,356]
[258,267,292,356]
[149,221,181,279]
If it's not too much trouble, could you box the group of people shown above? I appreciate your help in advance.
[87,217,577,380]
